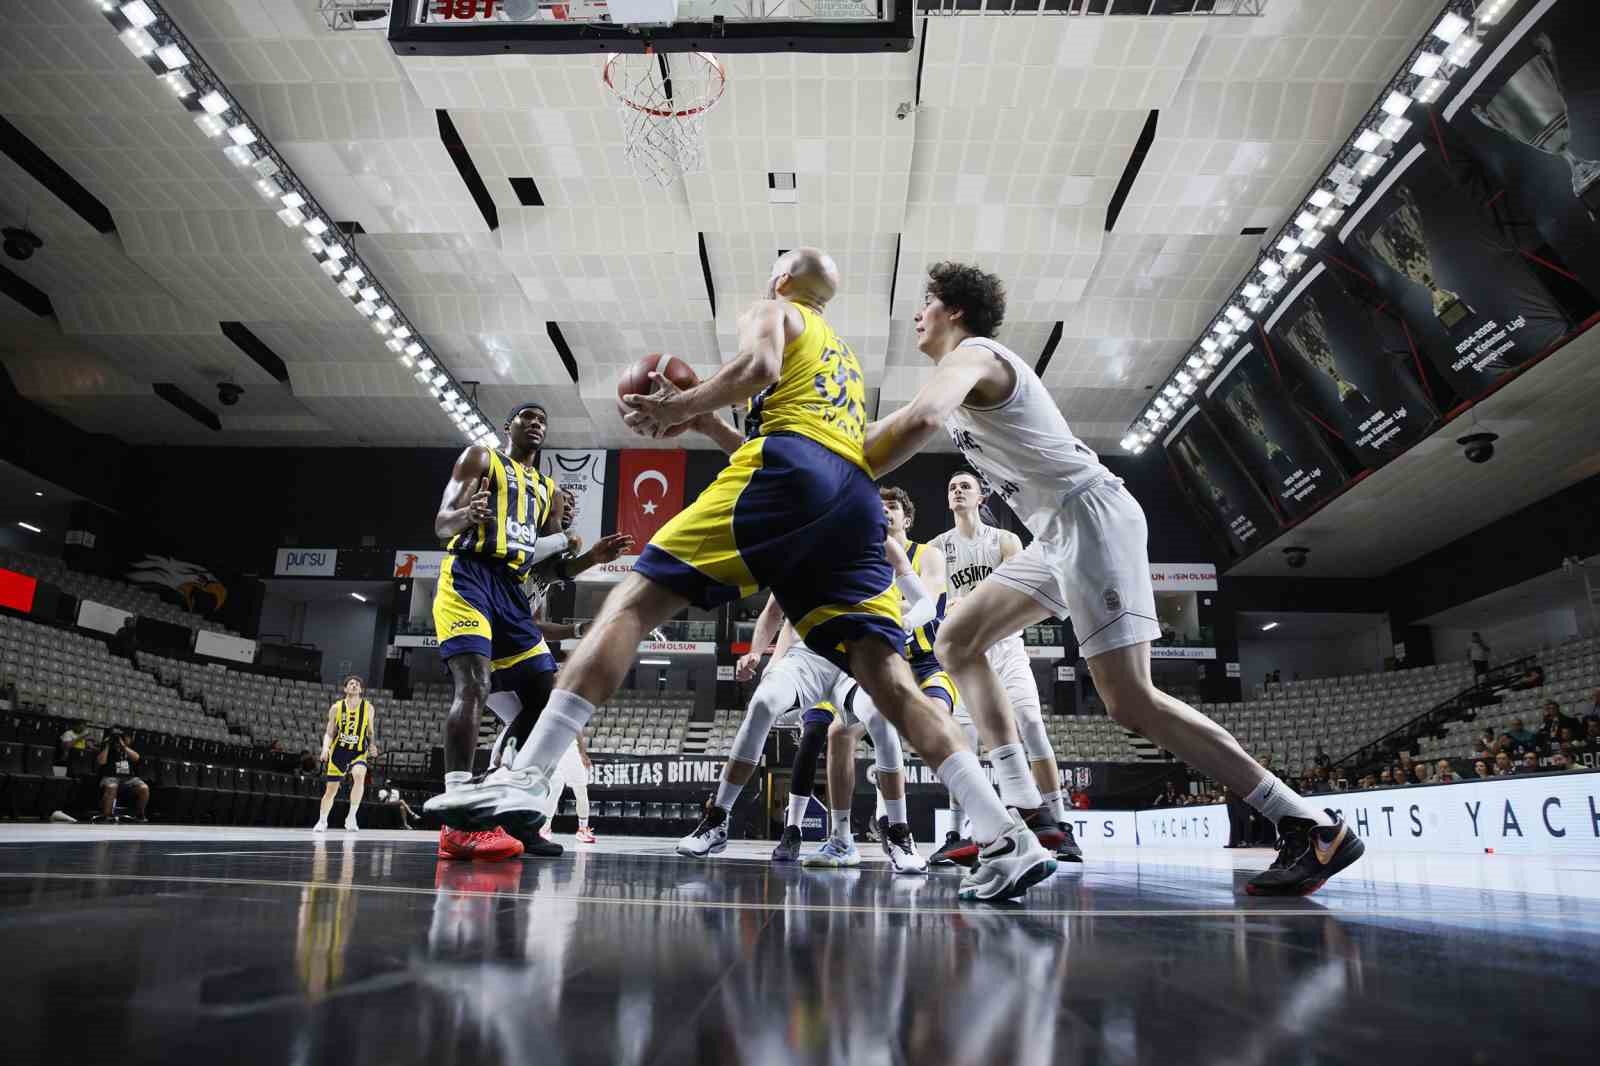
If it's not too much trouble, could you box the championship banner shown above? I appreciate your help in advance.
[539,448,607,548]
[1443,0,1600,297]
[1264,262,1438,468]
[1336,143,1573,398]
[1205,341,1347,520]
[617,450,686,547]
[1163,407,1280,559]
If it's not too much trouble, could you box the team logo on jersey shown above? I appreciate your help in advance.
[949,427,981,453]
[1103,588,1122,612]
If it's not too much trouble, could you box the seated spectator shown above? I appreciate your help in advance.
[1377,768,1394,787]
[1508,665,1544,691]
[268,739,285,754]
[376,787,422,829]
[1411,763,1430,785]
[95,729,148,823]
[1585,720,1600,751]
[1311,766,1333,793]
[1152,781,1182,808]
[298,749,318,774]
[1473,726,1499,758]
[1313,746,1331,770]
[1585,689,1600,724]
[1505,718,1538,751]
[1435,759,1459,784]
[1537,701,1580,749]
[59,720,97,761]
[1520,751,1540,773]
[1473,759,1491,779]
[1550,752,1582,772]
[1493,751,1514,776]
[1069,787,1090,810]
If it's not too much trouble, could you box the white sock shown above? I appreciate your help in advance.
[989,743,1043,810]
[831,809,851,842]
[715,780,743,813]
[884,796,907,825]
[444,771,472,793]
[512,689,594,776]
[786,792,810,827]
[874,789,887,822]
[1244,774,1334,828]
[936,751,1011,844]
[1041,789,1067,822]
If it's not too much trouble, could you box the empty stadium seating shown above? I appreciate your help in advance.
[586,692,695,755]
[1416,634,1600,762]
[0,548,235,634]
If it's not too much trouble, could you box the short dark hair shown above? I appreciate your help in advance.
[879,486,914,529]
[342,674,364,688]
[947,470,982,490]
[926,261,1006,339]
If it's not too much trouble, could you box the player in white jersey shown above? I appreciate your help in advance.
[928,470,1081,866]
[864,261,1363,898]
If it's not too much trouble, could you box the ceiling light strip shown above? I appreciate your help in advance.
[1122,0,1495,456]
[97,1,500,450]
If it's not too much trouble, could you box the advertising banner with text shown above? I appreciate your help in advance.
[1263,262,1439,469]
[1205,342,1348,521]
[1163,408,1281,559]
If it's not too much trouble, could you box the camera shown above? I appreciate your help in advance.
[1458,432,1497,464]
[2,227,43,261]
[1282,546,1310,569]
[217,382,244,406]
[896,102,914,121]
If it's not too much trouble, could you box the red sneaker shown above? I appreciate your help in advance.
[437,825,524,862]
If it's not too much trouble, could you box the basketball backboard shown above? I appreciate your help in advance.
[388,0,912,55]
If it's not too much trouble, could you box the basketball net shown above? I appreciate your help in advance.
[602,50,726,187]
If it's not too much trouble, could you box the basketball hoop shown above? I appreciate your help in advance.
[602,50,726,187]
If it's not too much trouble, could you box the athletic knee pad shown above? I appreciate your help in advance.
[865,714,904,775]
[730,679,795,765]
[790,719,828,798]
[1019,717,1056,765]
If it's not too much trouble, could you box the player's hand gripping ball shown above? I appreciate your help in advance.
[617,353,699,438]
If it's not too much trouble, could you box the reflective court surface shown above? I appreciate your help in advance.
[3,827,1599,1066]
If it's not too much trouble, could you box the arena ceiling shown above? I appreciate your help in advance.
[0,0,1442,451]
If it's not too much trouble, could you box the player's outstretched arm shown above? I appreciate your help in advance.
[434,446,493,539]
[623,300,799,434]
[864,346,997,475]
[736,592,785,680]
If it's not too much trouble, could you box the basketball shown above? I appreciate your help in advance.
[616,352,699,437]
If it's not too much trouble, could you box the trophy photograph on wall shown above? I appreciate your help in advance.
[1472,32,1600,219]
[1222,383,1295,478]
[1355,185,1475,330]
[1173,436,1230,513]
[1284,298,1375,420]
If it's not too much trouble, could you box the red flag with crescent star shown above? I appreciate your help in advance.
[617,449,686,548]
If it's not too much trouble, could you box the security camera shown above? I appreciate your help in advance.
[217,383,244,406]
[1283,546,1310,569]
[2,227,42,261]
[1458,432,1497,464]
[896,102,914,120]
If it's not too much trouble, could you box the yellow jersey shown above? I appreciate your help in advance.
[445,449,558,581]
[745,304,870,472]
[331,698,373,752]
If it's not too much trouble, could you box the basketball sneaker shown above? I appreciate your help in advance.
[506,822,563,858]
[882,822,928,875]
[1245,816,1364,897]
[957,815,1057,903]
[801,836,861,868]
[424,765,550,839]
[575,825,597,844]
[1055,821,1083,863]
[929,829,979,868]
[771,825,802,863]
[311,820,327,833]
[676,805,729,857]
[437,826,524,862]
[344,814,359,832]
[1018,806,1066,852]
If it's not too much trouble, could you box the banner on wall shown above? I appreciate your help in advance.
[575,554,638,584]
[272,548,338,578]
[393,550,447,579]
[1264,263,1439,467]
[126,553,229,614]
[1149,564,1217,591]
[1163,408,1281,559]
[1205,341,1348,519]
[1336,143,1573,398]
[617,450,686,548]
[1443,0,1600,297]
[539,449,608,547]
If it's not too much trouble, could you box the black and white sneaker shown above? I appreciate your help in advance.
[929,829,978,868]
[771,825,802,863]
[882,822,928,874]
[958,815,1057,903]
[676,804,730,858]
[1245,816,1364,897]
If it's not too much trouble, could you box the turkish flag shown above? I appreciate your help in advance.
[617,449,686,548]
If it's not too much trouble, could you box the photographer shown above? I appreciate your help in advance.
[95,729,148,823]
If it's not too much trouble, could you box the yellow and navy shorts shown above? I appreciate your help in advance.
[912,659,958,713]
[433,553,555,677]
[325,745,368,782]
[634,433,903,670]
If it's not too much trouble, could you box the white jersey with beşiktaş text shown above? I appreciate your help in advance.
[942,337,1113,544]
[930,522,1025,646]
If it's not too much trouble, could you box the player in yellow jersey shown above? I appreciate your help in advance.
[429,248,1057,902]
[430,402,631,862]
[313,675,377,832]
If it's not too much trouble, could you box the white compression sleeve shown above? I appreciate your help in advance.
[894,569,936,631]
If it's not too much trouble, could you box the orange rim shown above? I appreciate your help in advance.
[602,51,726,120]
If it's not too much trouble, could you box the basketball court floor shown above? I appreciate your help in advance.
[3,824,1597,1065]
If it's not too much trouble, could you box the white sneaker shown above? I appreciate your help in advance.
[423,765,551,838]
[344,815,359,831]
[801,836,861,868]
[882,822,928,875]
[675,805,730,857]
[957,814,1057,903]
[312,822,327,833]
